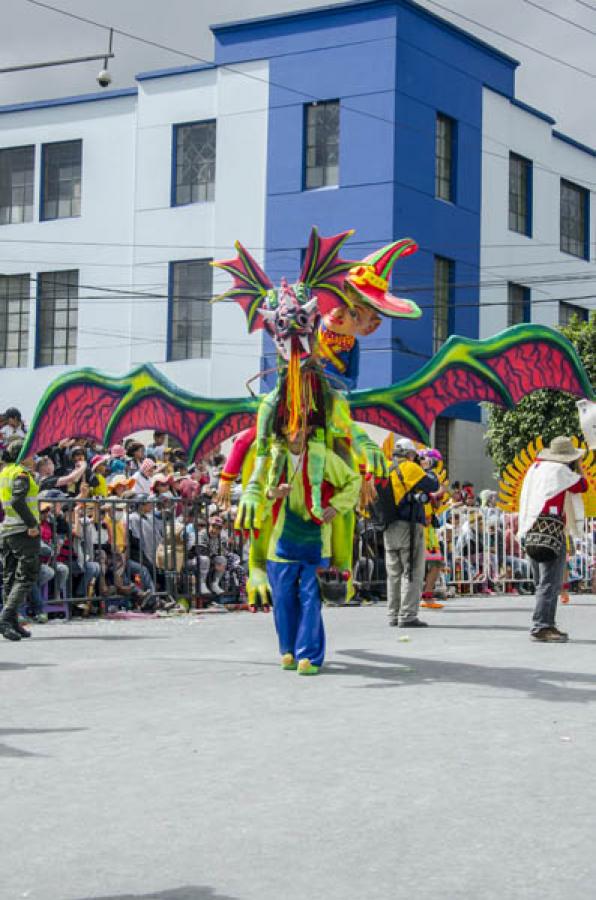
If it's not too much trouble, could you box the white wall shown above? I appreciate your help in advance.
[0,59,270,425]
[480,89,596,337]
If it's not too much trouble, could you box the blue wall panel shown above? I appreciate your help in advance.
[213,0,518,421]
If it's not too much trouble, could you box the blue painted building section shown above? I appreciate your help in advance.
[212,0,518,421]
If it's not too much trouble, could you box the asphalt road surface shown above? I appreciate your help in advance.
[2,595,596,900]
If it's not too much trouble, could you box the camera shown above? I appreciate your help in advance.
[96,68,112,88]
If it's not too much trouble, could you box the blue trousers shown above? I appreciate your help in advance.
[266,558,328,667]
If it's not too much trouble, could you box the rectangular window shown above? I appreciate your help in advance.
[0,146,35,225]
[169,259,212,361]
[41,140,82,221]
[173,121,216,206]
[304,100,340,190]
[508,152,532,236]
[36,270,78,366]
[434,417,450,471]
[559,301,589,326]
[507,282,531,326]
[433,256,454,352]
[0,274,30,368]
[560,179,589,259]
[435,113,455,202]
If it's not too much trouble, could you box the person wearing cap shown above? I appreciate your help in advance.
[384,437,440,628]
[518,435,588,642]
[151,472,175,500]
[0,440,40,640]
[132,458,156,495]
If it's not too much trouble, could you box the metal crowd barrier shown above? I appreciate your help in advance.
[439,509,595,594]
[3,496,247,615]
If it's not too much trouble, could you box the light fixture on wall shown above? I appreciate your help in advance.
[96,28,114,88]
[0,26,115,88]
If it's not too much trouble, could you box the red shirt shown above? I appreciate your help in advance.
[539,474,587,517]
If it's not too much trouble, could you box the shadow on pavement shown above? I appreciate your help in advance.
[0,661,54,671]
[334,648,596,703]
[0,726,86,759]
[34,635,166,642]
[78,886,239,900]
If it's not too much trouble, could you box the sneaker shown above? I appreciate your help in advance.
[531,627,567,642]
[388,619,399,627]
[420,600,444,609]
[35,614,49,624]
[13,622,31,638]
[550,626,569,641]
[297,658,320,676]
[281,653,297,670]
[0,621,22,641]
[560,593,570,605]
[399,618,429,628]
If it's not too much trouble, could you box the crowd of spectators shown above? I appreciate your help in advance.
[1,411,246,622]
[1,407,594,623]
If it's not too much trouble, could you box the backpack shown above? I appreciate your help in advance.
[370,465,406,530]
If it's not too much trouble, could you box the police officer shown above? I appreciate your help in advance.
[384,438,439,628]
[0,439,40,641]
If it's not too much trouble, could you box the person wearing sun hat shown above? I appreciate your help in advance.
[89,454,110,497]
[518,435,588,643]
[317,238,421,391]
[108,474,136,496]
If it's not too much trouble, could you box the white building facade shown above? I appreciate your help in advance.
[0,60,270,420]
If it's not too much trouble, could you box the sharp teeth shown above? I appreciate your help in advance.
[283,338,292,358]
[299,335,310,354]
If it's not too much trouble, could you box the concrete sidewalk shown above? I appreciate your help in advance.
[2,595,596,900]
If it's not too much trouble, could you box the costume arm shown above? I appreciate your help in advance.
[324,452,361,514]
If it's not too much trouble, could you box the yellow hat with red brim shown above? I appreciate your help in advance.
[347,237,421,319]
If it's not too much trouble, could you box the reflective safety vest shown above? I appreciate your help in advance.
[0,463,40,534]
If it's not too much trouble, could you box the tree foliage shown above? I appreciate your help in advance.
[485,312,595,474]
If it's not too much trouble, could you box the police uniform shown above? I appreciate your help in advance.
[0,460,41,638]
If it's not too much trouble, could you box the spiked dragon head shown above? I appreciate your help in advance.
[212,226,356,366]
[256,279,319,361]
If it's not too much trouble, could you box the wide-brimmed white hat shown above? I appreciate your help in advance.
[537,435,585,464]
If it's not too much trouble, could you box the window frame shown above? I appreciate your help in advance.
[559,301,589,326]
[0,144,35,226]
[40,139,82,222]
[433,255,455,353]
[435,112,456,204]
[35,269,79,368]
[507,282,531,327]
[508,152,533,237]
[560,178,590,260]
[0,273,30,368]
[171,119,217,208]
[167,258,213,362]
[303,99,340,191]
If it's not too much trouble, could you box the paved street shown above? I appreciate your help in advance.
[2,596,596,900]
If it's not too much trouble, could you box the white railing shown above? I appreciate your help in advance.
[438,510,595,594]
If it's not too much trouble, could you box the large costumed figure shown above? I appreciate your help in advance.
[19,228,595,671]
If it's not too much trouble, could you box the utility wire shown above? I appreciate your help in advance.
[521,0,596,35]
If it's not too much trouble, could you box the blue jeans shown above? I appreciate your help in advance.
[530,544,567,633]
[266,558,328,667]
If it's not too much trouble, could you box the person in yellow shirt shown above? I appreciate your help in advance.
[385,438,440,628]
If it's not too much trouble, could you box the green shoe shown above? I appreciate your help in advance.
[297,658,319,676]
[281,653,297,670]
